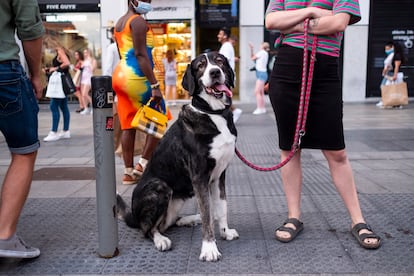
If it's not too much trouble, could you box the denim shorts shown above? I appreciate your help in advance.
[256,70,268,82]
[0,61,40,154]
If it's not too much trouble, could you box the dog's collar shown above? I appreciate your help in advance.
[191,95,237,136]
[191,95,230,115]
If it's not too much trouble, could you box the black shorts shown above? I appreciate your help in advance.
[268,45,345,151]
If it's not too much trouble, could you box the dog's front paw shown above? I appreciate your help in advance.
[220,228,239,240]
[153,232,172,251]
[199,240,221,262]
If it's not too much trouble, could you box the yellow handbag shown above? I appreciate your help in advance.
[131,99,168,139]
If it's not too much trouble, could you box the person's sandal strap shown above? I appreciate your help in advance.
[122,169,139,185]
[352,222,372,233]
[358,233,381,240]
[284,218,303,229]
[352,223,381,240]
[275,218,304,242]
[276,226,296,236]
[133,163,144,176]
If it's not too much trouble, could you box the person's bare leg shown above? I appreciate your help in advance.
[255,80,266,109]
[81,84,92,109]
[74,90,84,110]
[165,85,171,102]
[0,152,37,239]
[171,86,177,103]
[141,134,160,161]
[133,134,160,174]
[121,129,136,168]
[254,80,261,109]
[275,150,303,240]
[323,149,379,246]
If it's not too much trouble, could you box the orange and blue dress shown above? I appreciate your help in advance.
[112,14,166,129]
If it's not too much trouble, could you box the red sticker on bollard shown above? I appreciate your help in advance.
[106,117,114,131]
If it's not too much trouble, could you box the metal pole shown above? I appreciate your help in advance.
[91,76,119,258]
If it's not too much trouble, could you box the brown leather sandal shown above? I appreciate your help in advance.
[275,218,304,243]
[351,223,381,249]
[133,163,144,177]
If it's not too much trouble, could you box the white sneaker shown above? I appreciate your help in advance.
[252,108,266,115]
[232,108,242,123]
[43,131,60,142]
[376,101,383,107]
[80,108,90,115]
[0,234,40,258]
[58,130,71,139]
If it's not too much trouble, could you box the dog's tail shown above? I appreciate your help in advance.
[116,193,139,228]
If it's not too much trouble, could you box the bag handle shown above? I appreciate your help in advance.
[145,98,166,115]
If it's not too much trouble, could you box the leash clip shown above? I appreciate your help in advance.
[298,130,306,146]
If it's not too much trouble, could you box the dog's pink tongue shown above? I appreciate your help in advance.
[214,84,232,98]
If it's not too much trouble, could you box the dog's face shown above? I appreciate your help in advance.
[182,52,235,107]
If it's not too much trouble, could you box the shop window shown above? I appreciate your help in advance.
[41,12,101,92]
[149,21,192,99]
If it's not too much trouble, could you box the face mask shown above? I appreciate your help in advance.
[385,49,394,55]
[131,1,152,14]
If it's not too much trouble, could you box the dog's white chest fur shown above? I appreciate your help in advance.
[208,114,236,179]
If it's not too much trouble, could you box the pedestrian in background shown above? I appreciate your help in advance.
[162,49,177,106]
[0,0,44,258]
[79,48,96,115]
[376,41,406,108]
[43,46,71,142]
[218,27,242,123]
[112,0,165,185]
[103,27,120,76]
[249,41,270,115]
[265,0,381,249]
[229,35,240,63]
[73,50,85,113]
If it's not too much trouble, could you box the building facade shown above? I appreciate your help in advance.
[37,0,413,103]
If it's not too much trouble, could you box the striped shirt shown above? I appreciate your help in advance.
[266,0,361,57]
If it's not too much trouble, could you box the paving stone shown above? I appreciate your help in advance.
[0,103,413,275]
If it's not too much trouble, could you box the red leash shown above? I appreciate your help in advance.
[235,19,317,172]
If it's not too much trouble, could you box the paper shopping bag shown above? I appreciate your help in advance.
[381,82,408,107]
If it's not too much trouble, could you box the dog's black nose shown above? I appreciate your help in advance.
[209,68,221,79]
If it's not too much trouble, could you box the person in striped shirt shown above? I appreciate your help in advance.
[265,0,381,249]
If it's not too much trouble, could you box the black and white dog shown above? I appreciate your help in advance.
[117,52,239,262]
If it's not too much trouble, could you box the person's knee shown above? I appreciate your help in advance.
[11,151,37,164]
[323,149,348,164]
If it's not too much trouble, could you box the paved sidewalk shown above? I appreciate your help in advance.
[0,101,413,275]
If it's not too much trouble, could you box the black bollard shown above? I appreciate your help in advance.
[91,76,119,258]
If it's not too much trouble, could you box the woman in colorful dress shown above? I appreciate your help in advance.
[112,0,164,185]
[265,0,381,249]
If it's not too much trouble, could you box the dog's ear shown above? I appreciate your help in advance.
[181,64,197,96]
